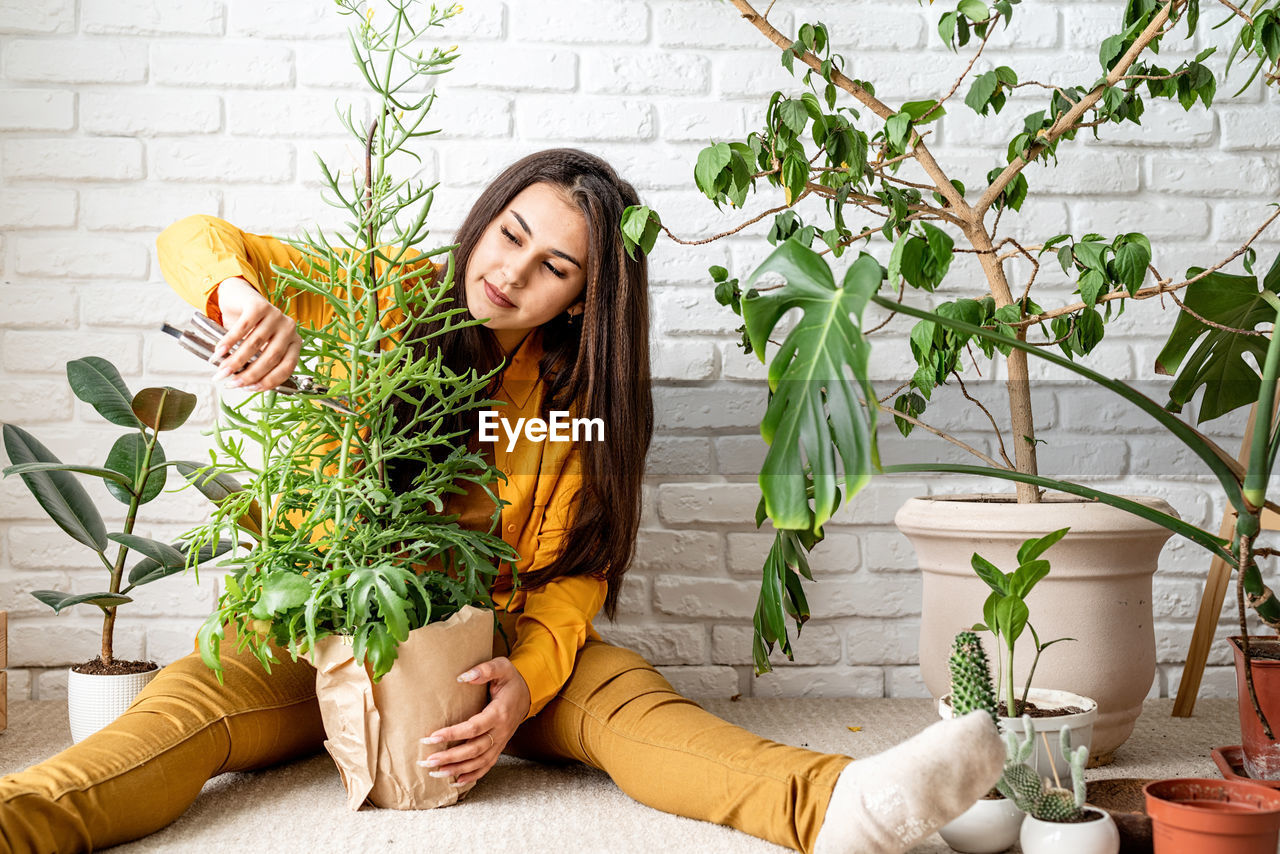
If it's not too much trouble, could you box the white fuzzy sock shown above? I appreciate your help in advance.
[812,709,1005,854]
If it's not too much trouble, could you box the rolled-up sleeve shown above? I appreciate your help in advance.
[155,214,271,322]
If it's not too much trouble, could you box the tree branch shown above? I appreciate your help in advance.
[878,402,1011,470]
[976,0,1186,219]
[1012,205,1280,328]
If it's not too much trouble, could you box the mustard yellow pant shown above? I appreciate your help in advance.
[0,624,851,854]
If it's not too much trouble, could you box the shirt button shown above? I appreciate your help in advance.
[506,523,516,533]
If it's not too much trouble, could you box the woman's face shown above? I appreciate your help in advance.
[464,181,590,354]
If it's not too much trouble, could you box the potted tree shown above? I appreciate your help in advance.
[1,357,226,742]
[174,0,518,810]
[622,0,1280,763]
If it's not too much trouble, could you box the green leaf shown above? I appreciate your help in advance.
[901,99,945,123]
[694,143,732,196]
[1073,239,1109,271]
[1018,524,1070,563]
[958,0,990,22]
[1100,33,1126,69]
[1155,253,1280,423]
[66,357,142,429]
[965,71,999,114]
[739,241,882,531]
[781,154,808,204]
[128,538,233,586]
[971,553,1008,594]
[994,595,1029,643]
[252,572,312,620]
[939,11,959,49]
[1114,234,1151,294]
[1008,559,1051,598]
[886,112,912,152]
[2,423,108,551]
[1079,269,1107,306]
[104,433,166,505]
[32,589,131,614]
[779,100,809,136]
[131,387,197,432]
[175,461,263,538]
[108,532,185,570]
[1,462,133,489]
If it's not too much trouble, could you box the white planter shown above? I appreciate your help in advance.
[67,666,159,743]
[1019,806,1119,854]
[937,796,1024,853]
[899,494,1174,765]
[940,688,1097,781]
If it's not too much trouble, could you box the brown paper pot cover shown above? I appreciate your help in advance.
[307,604,494,810]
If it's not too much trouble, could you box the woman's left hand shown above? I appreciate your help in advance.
[419,656,532,785]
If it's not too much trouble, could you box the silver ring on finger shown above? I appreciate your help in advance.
[485,732,494,752]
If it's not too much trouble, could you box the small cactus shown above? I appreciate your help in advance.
[949,630,1090,823]
[996,715,1089,822]
[948,630,998,726]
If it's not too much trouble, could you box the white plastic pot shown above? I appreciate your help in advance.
[940,688,1096,781]
[937,795,1025,853]
[1019,806,1119,854]
[67,666,159,743]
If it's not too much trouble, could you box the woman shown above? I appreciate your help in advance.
[0,149,1002,854]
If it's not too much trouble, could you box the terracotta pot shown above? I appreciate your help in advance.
[1144,777,1280,854]
[939,688,1096,780]
[937,795,1024,853]
[1230,636,1280,780]
[67,665,159,743]
[898,493,1176,765]
[1020,806,1119,854]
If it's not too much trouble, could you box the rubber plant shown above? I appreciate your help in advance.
[179,0,518,683]
[1,358,225,673]
[619,1,1280,689]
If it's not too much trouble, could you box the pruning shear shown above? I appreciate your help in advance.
[161,313,357,416]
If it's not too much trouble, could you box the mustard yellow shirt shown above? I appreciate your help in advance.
[157,214,606,722]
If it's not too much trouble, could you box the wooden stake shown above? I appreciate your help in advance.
[0,611,7,733]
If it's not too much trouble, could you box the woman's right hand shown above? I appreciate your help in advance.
[211,276,302,392]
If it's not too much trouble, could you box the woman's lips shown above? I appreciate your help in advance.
[484,279,515,308]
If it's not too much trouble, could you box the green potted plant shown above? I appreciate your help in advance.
[622,0,1280,763]
[1,357,225,743]
[948,629,1120,854]
[174,0,518,810]
[940,530,1096,781]
[938,631,1025,854]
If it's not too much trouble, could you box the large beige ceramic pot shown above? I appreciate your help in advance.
[897,493,1177,765]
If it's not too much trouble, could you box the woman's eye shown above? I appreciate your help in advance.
[502,226,566,278]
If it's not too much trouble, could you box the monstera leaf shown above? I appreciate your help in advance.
[740,239,881,532]
[1156,253,1280,424]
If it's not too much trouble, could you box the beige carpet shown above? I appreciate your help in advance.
[0,698,1238,853]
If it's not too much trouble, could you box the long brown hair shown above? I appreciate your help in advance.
[394,149,652,621]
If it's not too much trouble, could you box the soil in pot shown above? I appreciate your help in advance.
[72,657,158,676]
[1230,637,1280,780]
[1144,778,1280,854]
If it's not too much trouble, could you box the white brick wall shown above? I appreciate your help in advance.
[2,0,1277,709]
